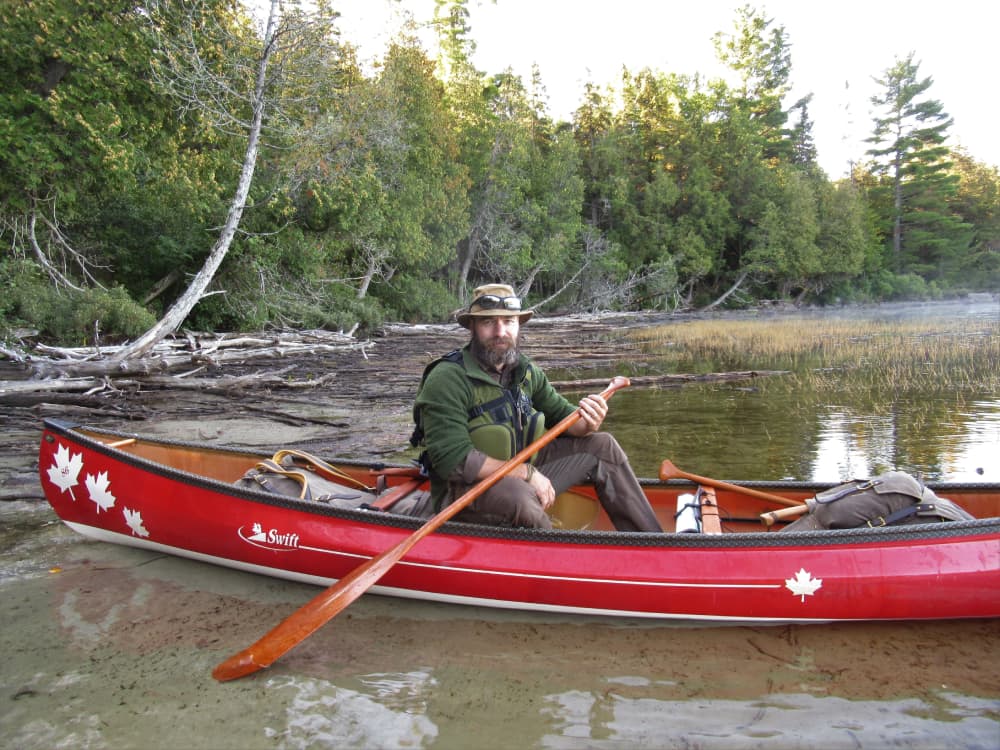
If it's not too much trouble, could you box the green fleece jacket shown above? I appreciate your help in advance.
[413,345,575,499]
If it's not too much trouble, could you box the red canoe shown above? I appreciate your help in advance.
[39,419,1000,623]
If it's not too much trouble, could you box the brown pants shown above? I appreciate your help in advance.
[450,433,663,532]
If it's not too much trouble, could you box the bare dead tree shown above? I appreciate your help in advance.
[9,197,108,293]
[106,0,346,368]
[107,1,283,365]
[701,269,752,311]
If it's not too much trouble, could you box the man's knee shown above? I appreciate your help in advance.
[468,476,550,528]
[582,432,628,464]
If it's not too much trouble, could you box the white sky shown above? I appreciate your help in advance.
[320,0,999,179]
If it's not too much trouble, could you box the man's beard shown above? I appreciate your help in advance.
[471,332,519,371]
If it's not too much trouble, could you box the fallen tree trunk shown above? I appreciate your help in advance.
[8,330,369,381]
[549,371,789,389]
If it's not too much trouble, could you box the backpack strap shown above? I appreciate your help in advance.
[467,393,512,422]
[409,349,466,448]
[271,449,372,491]
[814,479,881,504]
[866,502,934,527]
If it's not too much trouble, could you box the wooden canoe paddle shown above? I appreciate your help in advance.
[212,376,632,682]
[658,459,804,509]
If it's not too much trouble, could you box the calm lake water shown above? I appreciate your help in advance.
[573,298,1000,484]
[3,508,998,750]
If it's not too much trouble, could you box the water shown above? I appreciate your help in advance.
[589,299,1000,483]
[2,510,998,749]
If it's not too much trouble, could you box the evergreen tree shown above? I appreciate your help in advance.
[813,179,873,296]
[948,149,1000,289]
[713,5,793,163]
[867,53,971,280]
[788,95,819,170]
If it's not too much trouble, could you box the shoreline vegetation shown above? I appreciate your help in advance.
[2,295,996,398]
[4,3,998,377]
[634,303,999,393]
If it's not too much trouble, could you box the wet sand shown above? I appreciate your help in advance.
[2,497,998,749]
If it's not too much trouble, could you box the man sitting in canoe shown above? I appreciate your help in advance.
[411,283,662,532]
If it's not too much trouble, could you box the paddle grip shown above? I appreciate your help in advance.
[760,504,809,526]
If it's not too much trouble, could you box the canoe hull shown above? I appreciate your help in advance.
[40,420,1000,623]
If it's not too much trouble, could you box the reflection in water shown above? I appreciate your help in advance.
[813,411,874,479]
[542,686,999,749]
[57,583,154,643]
[813,401,1000,482]
[268,672,439,749]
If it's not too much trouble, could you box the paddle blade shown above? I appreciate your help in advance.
[212,534,420,681]
[212,651,265,681]
[211,587,350,681]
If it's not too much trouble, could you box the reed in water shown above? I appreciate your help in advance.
[632,314,999,394]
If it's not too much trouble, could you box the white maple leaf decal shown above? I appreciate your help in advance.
[85,472,116,513]
[47,444,84,501]
[123,507,149,537]
[785,568,823,602]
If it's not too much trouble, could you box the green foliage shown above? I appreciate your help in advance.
[67,286,158,343]
[0,259,35,337]
[744,167,822,298]
[817,265,948,305]
[0,0,166,214]
[4,260,155,344]
[374,276,459,323]
[865,270,941,302]
[946,150,1000,290]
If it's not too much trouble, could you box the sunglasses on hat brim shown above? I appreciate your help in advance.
[470,294,522,312]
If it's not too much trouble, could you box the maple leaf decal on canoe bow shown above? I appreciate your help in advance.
[123,508,149,538]
[47,444,84,501]
[785,568,823,602]
[85,471,116,513]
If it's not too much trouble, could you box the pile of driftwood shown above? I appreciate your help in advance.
[1,315,787,408]
[0,329,368,404]
[1,315,789,501]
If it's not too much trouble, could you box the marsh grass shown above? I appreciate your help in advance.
[632,315,1000,395]
[610,306,998,481]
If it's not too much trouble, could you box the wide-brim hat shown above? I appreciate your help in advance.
[456,283,534,329]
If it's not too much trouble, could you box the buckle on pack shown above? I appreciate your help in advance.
[866,515,887,528]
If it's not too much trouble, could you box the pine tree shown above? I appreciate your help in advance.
[788,95,819,170]
[867,53,971,279]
